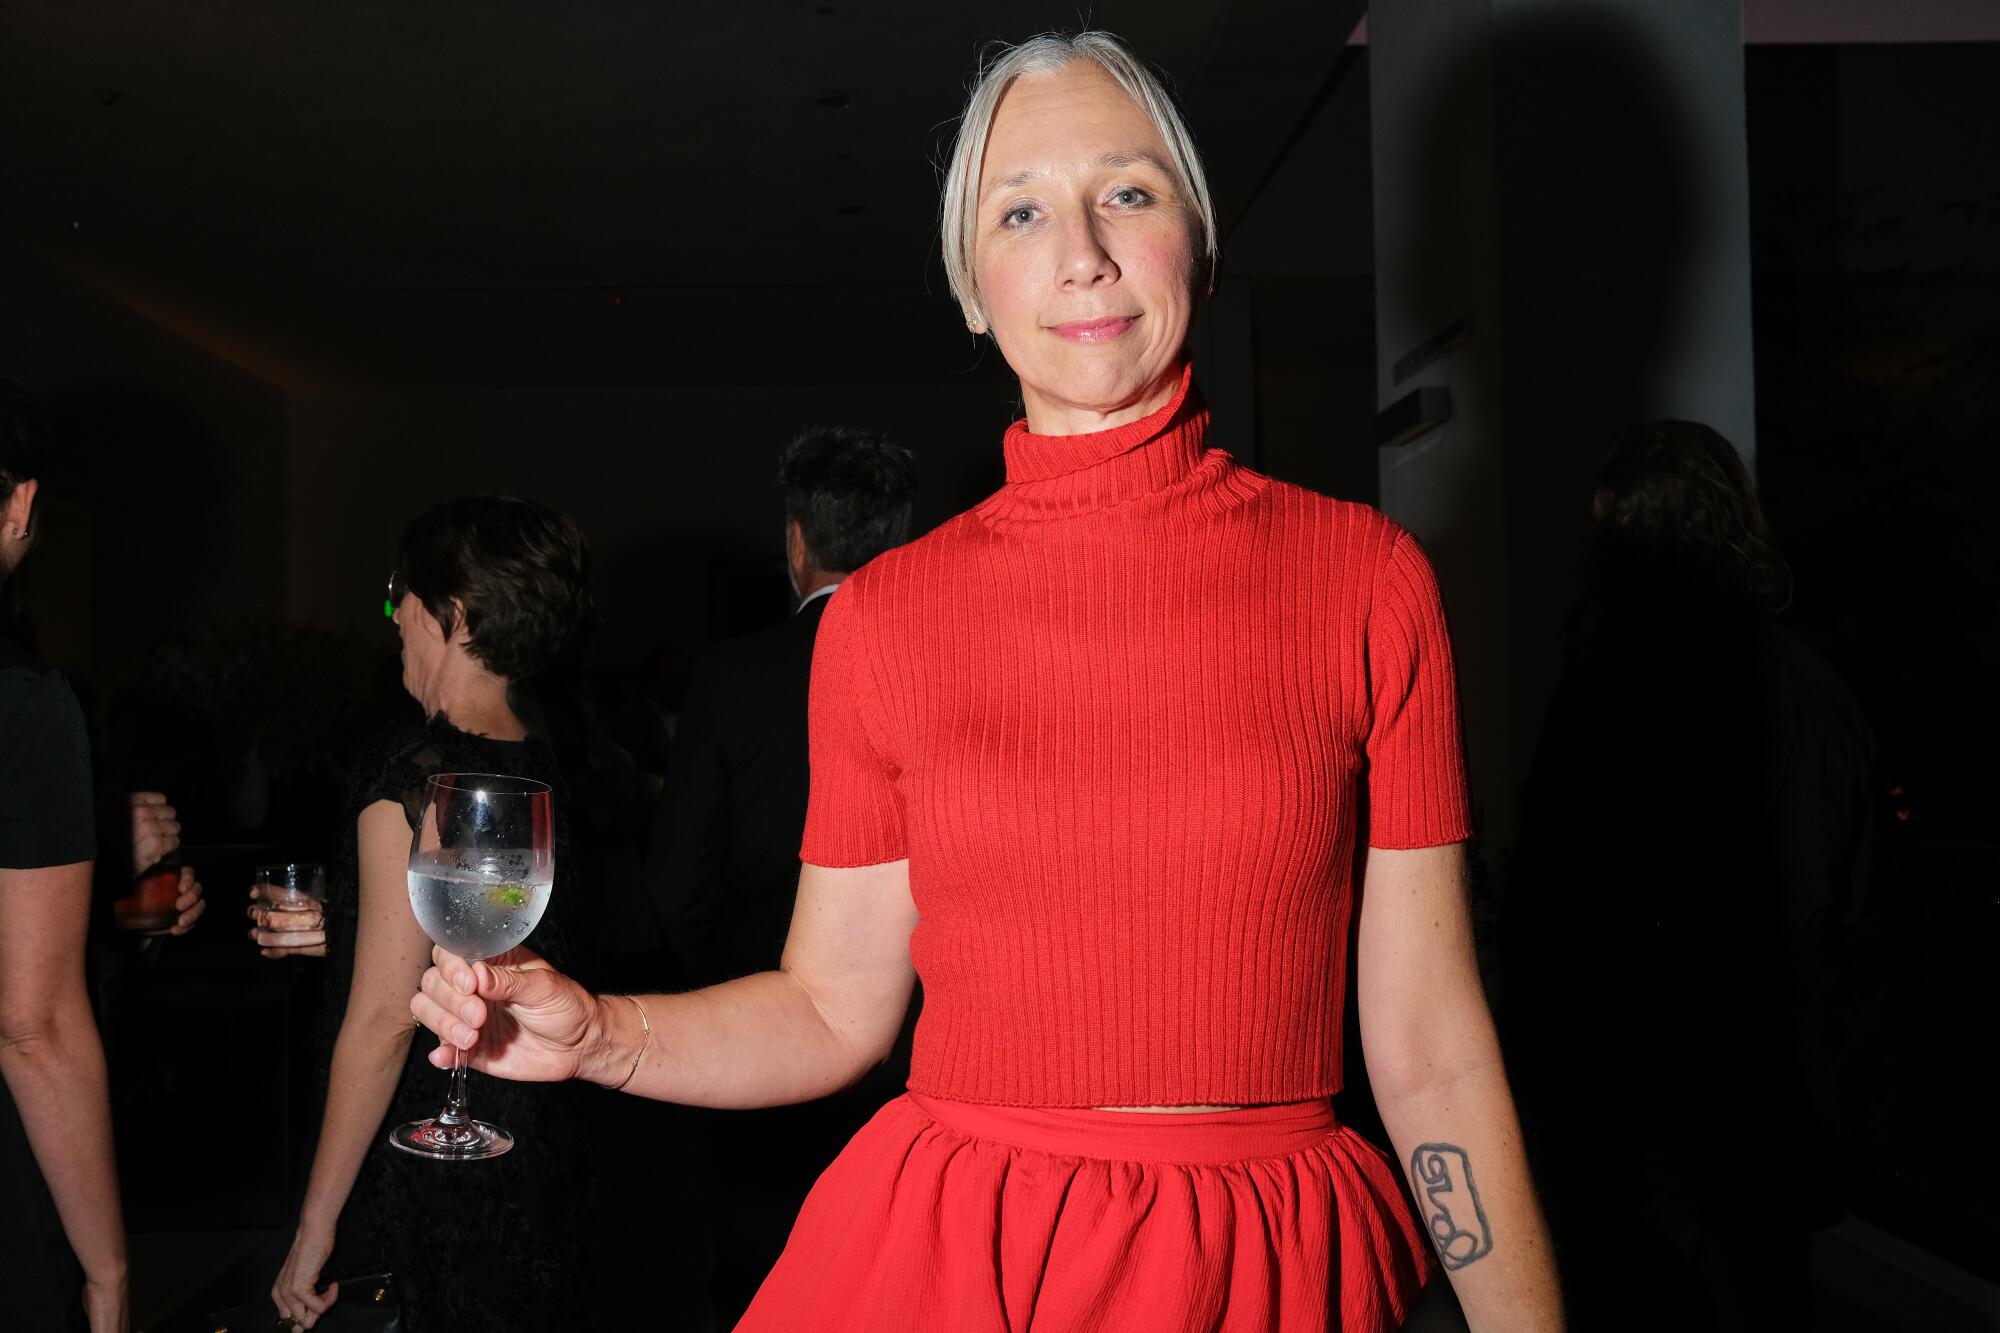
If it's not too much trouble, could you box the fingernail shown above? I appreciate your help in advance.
[453,1024,474,1046]
[454,969,472,994]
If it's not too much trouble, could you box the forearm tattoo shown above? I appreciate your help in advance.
[1411,1143,1494,1270]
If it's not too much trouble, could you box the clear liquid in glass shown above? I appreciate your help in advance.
[408,850,552,961]
[392,772,554,1162]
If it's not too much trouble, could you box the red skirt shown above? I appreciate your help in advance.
[736,1093,1435,1331]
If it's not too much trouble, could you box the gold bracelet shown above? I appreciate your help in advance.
[607,994,651,1091]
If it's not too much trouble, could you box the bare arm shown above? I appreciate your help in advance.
[0,860,129,1327]
[1355,842,1563,1332]
[417,858,919,1109]
[274,801,432,1327]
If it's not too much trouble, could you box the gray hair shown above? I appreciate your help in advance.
[939,31,1218,330]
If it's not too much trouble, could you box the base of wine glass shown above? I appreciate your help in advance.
[389,1115,514,1161]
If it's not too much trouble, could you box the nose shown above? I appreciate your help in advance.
[1056,209,1118,291]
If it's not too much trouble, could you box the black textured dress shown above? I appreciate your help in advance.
[317,715,598,1333]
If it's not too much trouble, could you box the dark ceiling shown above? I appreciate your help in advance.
[3,1,1365,389]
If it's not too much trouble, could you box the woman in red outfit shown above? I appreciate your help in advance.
[408,32,1561,1332]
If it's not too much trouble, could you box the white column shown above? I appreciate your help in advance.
[1368,0,1756,851]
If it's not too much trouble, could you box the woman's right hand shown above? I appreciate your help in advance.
[81,1271,129,1333]
[272,1223,339,1330]
[412,945,604,1084]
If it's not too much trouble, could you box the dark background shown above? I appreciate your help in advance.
[2,3,1996,1328]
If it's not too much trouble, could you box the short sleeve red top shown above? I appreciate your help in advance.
[802,366,1471,1107]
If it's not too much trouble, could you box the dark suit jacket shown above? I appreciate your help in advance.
[648,593,829,988]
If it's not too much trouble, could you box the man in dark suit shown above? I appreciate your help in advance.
[647,425,916,1324]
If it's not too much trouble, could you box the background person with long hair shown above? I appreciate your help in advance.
[410,33,1561,1331]
[1504,420,1873,1330]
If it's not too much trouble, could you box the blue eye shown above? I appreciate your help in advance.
[1002,205,1037,228]
[1109,186,1153,208]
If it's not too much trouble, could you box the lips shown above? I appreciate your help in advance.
[1048,315,1138,343]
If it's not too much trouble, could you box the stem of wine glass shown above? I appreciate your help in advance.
[436,1043,471,1128]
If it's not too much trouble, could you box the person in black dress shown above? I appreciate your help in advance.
[1503,421,1873,1330]
[271,495,598,1333]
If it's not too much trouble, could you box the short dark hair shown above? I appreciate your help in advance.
[396,495,593,681]
[1592,420,1792,611]
[777,427,917,574]
[0,382,50,510]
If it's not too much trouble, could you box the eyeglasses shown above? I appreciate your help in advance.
[385,570,409,620]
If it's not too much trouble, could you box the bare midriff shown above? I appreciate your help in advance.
[1093,1104,1248,1114]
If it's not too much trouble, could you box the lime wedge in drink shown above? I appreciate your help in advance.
[488,883,527,908]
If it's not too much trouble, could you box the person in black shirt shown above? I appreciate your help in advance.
[646,425,916,1325]
[0,384,129,1333]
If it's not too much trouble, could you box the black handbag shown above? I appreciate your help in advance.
[207,1273,403,1333]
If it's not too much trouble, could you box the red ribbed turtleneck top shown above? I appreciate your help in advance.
[801,366,1471,1107]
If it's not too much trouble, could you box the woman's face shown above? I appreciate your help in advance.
[393,592,455,709]
[972,62,1199,435]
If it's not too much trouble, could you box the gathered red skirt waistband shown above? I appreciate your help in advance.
[739,1093,1433,1331]
[905,1092,1339,1165]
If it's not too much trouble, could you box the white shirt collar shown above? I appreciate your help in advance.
[796,581,840,614]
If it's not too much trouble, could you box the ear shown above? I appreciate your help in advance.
[445,597,474,646]
[4,478,37,534]
[786,521,807,569]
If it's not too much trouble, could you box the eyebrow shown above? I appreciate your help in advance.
[981,149,1176,202]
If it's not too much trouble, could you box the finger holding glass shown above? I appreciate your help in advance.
[248,862,328,958]
[393,773,553,1160]
[128,791,180,875]
[167,864,207,936]
[413,942,602,1084]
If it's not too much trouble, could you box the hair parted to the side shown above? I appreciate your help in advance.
[940,31,1218,331]
[778,426,918,575]
[396,494,594,682]
[1591,420,1793,612]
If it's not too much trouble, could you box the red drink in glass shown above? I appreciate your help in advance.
[114,867,180,932]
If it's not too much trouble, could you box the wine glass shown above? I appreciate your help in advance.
[391,773,554,1161]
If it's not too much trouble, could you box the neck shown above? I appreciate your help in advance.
[983,362,1225,530]
[1019,361,1187,437]
[795,568,843,603]
[425,666,525,741]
